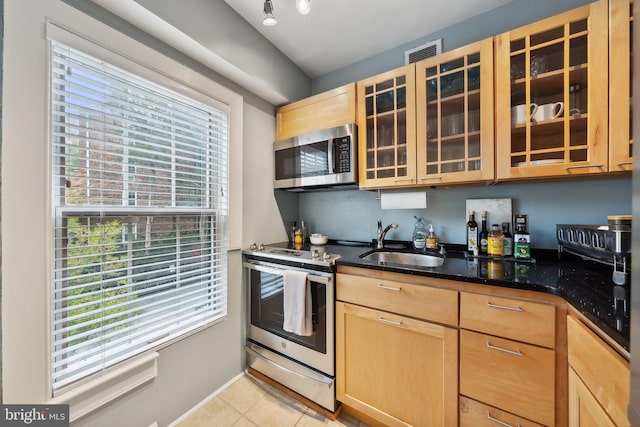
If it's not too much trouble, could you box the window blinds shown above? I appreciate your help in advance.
[50,41,229,392]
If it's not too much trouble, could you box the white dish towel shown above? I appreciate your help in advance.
[282,270,313,336]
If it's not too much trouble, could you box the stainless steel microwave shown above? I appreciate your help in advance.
[274,123,357,191]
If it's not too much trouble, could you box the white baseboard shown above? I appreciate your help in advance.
[167,372,246,427]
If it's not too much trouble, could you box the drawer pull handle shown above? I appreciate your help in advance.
[486,341,523,357]
[486,301,523,312]
[487,412,520,427]
[378,317,403,327]
[378,284,401,292]
[565,164,604,171]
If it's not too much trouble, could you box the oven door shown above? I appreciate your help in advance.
[244,260,334,376]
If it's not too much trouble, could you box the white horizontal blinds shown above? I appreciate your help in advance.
[50,41,228,392]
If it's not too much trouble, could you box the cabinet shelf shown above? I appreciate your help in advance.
[365,107,407,121]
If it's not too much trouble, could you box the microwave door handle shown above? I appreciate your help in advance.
[327,138,335,173]
[243,261,331,285]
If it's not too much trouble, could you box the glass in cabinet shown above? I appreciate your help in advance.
[416,38,494,185]
[495,0,609,179]
[357,64,416,189]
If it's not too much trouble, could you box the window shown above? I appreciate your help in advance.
[50,42,229,392]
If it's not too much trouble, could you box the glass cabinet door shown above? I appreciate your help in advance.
[495,0,608,179]
[357,64,416,189]
[416,38,494,185]
[609,0,633,172]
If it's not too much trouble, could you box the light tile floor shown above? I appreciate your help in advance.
[177,373,370,427]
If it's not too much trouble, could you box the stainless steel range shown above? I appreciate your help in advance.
[243,242,340,412]
[557,215,632,285]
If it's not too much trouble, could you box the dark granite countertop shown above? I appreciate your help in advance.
[322,241,630,352]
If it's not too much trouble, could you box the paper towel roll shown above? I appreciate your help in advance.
[380,191,427,210]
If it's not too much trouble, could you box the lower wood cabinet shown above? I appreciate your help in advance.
[336,301,458,426]
[335,268,567,427]
[567,314,630,427]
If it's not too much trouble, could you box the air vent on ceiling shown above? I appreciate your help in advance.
[405,39,443,64]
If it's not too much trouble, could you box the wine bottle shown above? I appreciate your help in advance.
[479,211,488,255]
[502,222,513,257]
[466,210,478,251]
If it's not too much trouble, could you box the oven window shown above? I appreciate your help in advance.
[275,140,330,180]
[249,269,326,353]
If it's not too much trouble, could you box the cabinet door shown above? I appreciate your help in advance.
[415,38,494,185]
[357,65,417,189]
[495,0,609,179]
[609,0,633,172]
[567,315,630,427]
[568,368,616,427]
[276,83,356,140]
[336,302,458,427]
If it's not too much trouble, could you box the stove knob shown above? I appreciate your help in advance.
[258,243,265,251]
[249,243,258,251]
[323,252,332,260]
[312,249,320,259]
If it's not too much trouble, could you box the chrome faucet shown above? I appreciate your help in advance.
[376,219,398,249]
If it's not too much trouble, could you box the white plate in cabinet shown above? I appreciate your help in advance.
[460,329,556,426]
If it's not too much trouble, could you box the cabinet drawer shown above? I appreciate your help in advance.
[567,315,629,427]
[460,292,555,348]
[460,395,545,427]
[336,273,458,326]
[460,330,555,426]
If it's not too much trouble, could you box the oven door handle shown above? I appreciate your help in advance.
[243,261,332,285]
[246,343,333,388]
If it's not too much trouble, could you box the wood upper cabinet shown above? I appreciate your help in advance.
[357,65,417,189]
[495,0,609,180]
[275,83,356,140]
[415,38,495,185]
[567,315,630,427]
[609,0,634,172]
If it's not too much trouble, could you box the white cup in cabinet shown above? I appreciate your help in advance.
[532,102,564,123]
[511,103,538,126]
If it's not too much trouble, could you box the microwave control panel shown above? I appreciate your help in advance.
[335,136,351,173]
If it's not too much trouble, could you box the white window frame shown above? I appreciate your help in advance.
[46,27,236,411]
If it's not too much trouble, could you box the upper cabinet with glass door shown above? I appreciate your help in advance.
[609,0,633,172]
[495,0,609,180]
[357,65,416,189]
[416,38,494,185]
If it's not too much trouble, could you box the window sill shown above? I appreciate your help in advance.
[49,351,159,422]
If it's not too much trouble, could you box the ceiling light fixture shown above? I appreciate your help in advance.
[263,0,277,26]
[295,0,311,15]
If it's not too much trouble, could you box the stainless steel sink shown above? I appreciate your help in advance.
[360,250,445,267]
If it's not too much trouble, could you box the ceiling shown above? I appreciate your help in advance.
[224,0,515,78]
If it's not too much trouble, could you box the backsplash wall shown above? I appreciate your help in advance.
[296,177,632,250]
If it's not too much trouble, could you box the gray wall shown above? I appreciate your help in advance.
[298,177,632,250]
[299,0,630,250]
